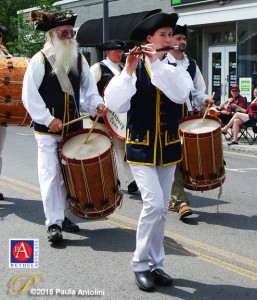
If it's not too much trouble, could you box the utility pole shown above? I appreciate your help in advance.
[103,0,109,43]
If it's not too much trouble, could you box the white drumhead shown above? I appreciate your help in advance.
[105,110,126,139]
[61,132,111,160]
[179,118,219,134]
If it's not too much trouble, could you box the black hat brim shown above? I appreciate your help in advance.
[130,13,178,41]
[99,40,126,51]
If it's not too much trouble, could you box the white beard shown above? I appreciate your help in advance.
[43,31,78,76]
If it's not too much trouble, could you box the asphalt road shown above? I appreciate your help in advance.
[1,126,257,300]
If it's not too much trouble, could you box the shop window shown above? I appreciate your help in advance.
[211,31,236,44]
[238,19,257,94]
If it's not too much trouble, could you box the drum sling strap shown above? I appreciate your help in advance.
[43,52,79,117]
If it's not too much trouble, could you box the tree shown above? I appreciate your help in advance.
[1,0,61,57]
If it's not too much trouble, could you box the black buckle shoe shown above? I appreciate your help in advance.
[0,193,4,200]
[151,269,173,286]
[134,271,155,292]
[128,181,138,194]
[47,224,63,243]
[62,217,79,232]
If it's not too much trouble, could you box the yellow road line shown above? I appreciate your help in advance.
[105,218,257,281]
[111,212,257,269]
[0,181,41,199]
[1,175,40,192]
[2,176,257,281]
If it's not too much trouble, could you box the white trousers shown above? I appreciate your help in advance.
[130,163,176,272]
[92,122,134,186]
[0,126,7,175]
[35,133,68,228]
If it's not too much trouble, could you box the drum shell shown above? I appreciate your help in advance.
[59,128,122,219]
[0,57,31,126]
[179,115,225,191]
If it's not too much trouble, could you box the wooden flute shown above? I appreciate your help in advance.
[124,46,179,56]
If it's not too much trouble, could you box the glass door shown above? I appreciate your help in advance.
[208,46,236,105]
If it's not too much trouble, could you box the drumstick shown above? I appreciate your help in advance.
[82,115,99,145]
[191,92,215,129]
[63,114,90,127]
[48,114,90,132]
[200,92,215,124]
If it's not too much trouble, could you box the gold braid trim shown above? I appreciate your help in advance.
[0,44,9,55]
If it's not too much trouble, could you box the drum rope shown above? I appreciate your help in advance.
[182,135,189,173]
[197,134,203,176]
[81,160,95,211]
[110,149,123,209]
[99,156,107,201]
[20,111,28,126]
[66,160,77,198]
[211,132,217,173]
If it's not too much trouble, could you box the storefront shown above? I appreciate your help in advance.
[175,0,257,103]
[20,0,257,104]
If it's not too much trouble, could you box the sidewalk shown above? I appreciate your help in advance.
[222,128,257,156]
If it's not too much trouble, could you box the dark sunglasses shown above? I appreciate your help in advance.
[56,30,76,38]
[231,89,239,92]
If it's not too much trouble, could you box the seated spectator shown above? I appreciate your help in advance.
[217,84,247,125]
[221,89,257,145]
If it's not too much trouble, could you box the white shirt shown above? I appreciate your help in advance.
[22,52,104,127]
[90,57,122,83]
[167,52,209,109]
[104,56,194,113]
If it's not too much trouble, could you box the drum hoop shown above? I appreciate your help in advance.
[68,193,123,220]
[183,176,226,191]
[59,128,113,164]
[179,115,221,138]
[103,113,126,139]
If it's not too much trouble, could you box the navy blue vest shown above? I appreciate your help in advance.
[33,52,82,137]
[126,58,182,166]
[90,61,123,124]
[177,56,197,120]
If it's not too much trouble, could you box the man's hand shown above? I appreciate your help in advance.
[205,98,215,106]
[125,46,141,76]
[96,103,108,118]
[48,118,63,132]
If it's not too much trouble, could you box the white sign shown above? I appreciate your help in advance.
[239,77,252,103]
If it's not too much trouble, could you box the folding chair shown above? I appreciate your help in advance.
[238,120,257,145]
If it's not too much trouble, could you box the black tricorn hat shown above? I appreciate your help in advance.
[130,12,179,41]
[172,24,187,36]
[30,10,77,32]
[0,24,8,35]
[99,40,126,51]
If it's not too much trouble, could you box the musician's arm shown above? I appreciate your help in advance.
[149,57,194,104]
[22,52,54,127]
[191,66,209,107]
[104,70,137,113]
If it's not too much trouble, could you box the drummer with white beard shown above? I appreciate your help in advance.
[0,23,10,201]
[22,10,107,243]
[90,40,138,194]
